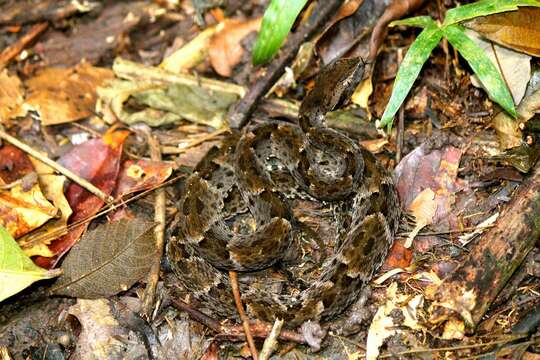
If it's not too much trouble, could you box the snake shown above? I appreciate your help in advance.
[167,58,401,327]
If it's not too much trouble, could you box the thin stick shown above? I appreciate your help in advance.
[161,127,229,154]
[141,130,166,319]
[396,224,495,237]
[0,23,48,70]
[396,48,405,163]
[229,271,259,360]
[0,128,113,203]
[377,334,528,358]
[172,299,306,344]
[259,319,284,360]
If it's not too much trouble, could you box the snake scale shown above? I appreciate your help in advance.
[167,58,400,327]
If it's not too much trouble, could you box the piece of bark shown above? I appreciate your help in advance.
[33,2,155,67]
[427,163,540,335]
[0,0,100,26]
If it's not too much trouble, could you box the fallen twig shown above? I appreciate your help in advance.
[161,127,229,155]
[377,334,529,359]
[0,127,113,203]
[0,22,48,70]
[230,270,259,360]
[141,128,167,319]
[171,299,306,344]
[259,319,284,360]
[368,0,427,61]
[227,0,344,129]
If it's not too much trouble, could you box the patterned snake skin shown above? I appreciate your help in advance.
[167,58,400,327]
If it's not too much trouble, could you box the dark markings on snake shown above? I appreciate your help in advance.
[167,58,401,327]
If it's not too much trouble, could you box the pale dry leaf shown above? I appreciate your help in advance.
[160,25,218,73]
[442,318,466,340]
[0,70,26,121]
[493,83,540,149]
[458,212,499,246]
[51,219,156,298]
[366,282,426,359]
[0,183,57,239]
[18,158,73,257]
[69,299,132,360]
[406,188,437,248]
[209,17,262,77]
[366,282,398,360]
[18,175,72,257]
[351,76,374,110]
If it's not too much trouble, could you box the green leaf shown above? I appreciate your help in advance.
[252,0,308,65]
[443,24,517,118]
[380,24,443,130]
[443,0,540,27]
[0,226,61,302]
[390,16,436,28]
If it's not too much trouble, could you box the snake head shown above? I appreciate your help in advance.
[299,57,365,130]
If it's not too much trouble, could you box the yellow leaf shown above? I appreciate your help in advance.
[0,70,26,121]
[160,25,218,72]
[0,183,57,239]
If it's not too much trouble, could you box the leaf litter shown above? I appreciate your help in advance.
[1,0,540,359]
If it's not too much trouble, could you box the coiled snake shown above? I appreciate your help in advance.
[168,58,400,327]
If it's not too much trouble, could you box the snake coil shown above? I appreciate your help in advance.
[168,58,400,326]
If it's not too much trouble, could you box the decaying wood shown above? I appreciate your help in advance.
[0,22,47,70]
[0,1,100,26]
[427,162,540,334]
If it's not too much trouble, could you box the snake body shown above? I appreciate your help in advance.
[168,58,400,326]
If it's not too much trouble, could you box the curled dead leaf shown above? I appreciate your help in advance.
[464,7,540,57]
[209,17,262,77]
[24,62,113,125]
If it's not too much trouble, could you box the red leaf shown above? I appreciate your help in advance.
[0,145,34,183]
[394,144,462,228]
[34,130,129,268]
[114,159,172,198]
[383,240,413,269]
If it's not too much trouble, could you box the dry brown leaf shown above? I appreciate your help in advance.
[160,26,218,73]
[51,219,156,298]
[209,17,262,77]
[464,7,540,57]
[18,158,73,258]
[0,70,26,121]
[406,188,437,248]
[25,61,113,125]
[0,145,57,239]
